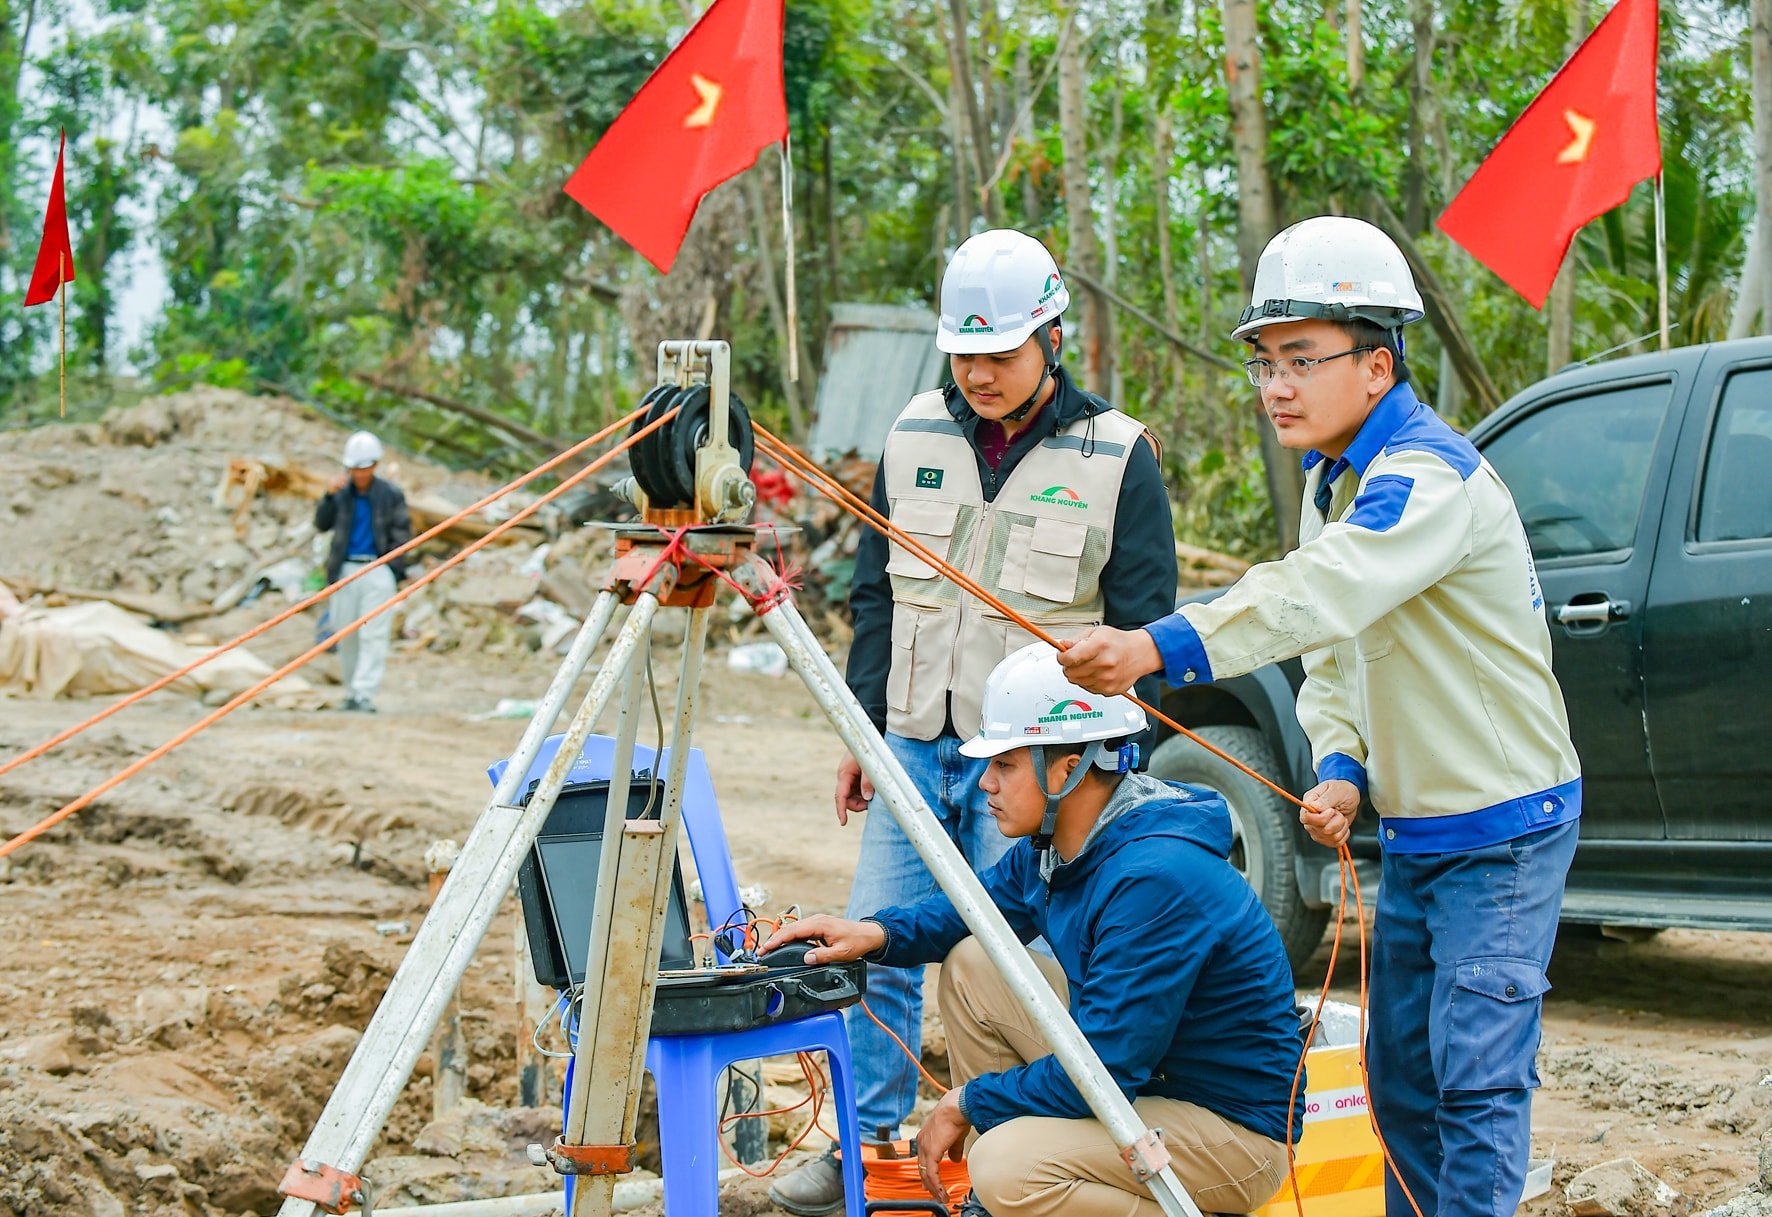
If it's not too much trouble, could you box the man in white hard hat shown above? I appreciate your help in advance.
[1057,216,1581,1217]
[314,430,413,712]
[762,643,1301,1217]
[772,229,1179,1216]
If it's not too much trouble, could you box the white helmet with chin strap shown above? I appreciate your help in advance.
[959,642,1146,853]
[937,229,1071,422]
[1230,216,1425,351]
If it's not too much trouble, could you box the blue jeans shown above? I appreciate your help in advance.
[1368,820,1579,1217]
[843,731,1015,1137]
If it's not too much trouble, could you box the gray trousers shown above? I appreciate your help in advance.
[332,561,396,703]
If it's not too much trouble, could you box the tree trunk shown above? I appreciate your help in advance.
[1103,61,1125,406]
[1013,35,1040,221]
[1346,0,1364,89]
[742,166,808,439]
[1741,0,1772,335]
[1403,0,1434,233]
[1222,0,1301,549]
[1057,0,1115,393]
[1547,257,1575,373]
[939,2,978,237]
[945,0,996,224]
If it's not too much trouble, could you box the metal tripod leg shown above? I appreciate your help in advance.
[554,602,712,1217]
[754,593,1206,1217]
[277,591,644,1217]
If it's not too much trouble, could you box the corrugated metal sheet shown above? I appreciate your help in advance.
[807,303,950,460]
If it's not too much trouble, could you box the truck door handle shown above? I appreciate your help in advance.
[1554,596,1631,626]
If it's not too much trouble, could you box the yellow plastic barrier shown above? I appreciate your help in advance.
[1256,1044,1387,1217]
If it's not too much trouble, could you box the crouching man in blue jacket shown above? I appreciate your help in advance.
[761,643,1304,1217]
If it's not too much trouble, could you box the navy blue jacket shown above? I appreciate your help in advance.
[845,368,1178,762]
[869,780,1304,1141]
[314,478,413,584]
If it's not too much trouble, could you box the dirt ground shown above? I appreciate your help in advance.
[2,397,1770,1216]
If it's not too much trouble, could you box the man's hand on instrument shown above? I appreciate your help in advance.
[1300,779,1362,848]
[834,753,875,826]
[756,914,884,966]
[1055,626,1163,697]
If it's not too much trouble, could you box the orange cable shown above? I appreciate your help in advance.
[718,1049,833,1178]
[0,404,652,783]
[0,408,679,861]
[1286,850,1349,1217]
[860,997,950,1095]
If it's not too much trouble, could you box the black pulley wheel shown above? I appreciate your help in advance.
[665,385,756,506]
[628,384,692,507]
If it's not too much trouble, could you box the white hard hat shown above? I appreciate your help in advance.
[342,431,384,469]
[1230,216,1425,343]
[961,642,1147,765]
[936,229,1071,356]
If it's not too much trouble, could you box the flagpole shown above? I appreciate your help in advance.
[1653,170,1670,351]
[58,251,66,418]
[778,139,799,383]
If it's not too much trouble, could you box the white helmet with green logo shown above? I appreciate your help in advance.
[936,229,1070,356]
[1230,216,1425,344]
[961,642,1146,852]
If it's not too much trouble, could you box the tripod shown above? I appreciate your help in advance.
[275,341,1204,1217]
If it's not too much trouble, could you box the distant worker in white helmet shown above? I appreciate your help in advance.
[1058,216,1582,1217]
[762,643,1302,1217]
[769,230,1178,1215]
[314,430,413,712]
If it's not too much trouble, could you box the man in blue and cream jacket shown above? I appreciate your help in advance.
[1059,216,1581,1217]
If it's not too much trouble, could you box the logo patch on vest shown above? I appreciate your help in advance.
[916,467,944,489]
[1029,485,1088,509]
[1039,698,1104,724]
[959,314,993,334]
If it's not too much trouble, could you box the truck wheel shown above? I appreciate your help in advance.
[1148,725,1330,970]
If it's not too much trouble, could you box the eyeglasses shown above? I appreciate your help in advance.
[1242,346,1375,388]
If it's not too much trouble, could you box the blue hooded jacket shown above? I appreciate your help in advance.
[868,777,1305,1141]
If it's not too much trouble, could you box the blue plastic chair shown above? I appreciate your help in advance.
[490,733,867,1215]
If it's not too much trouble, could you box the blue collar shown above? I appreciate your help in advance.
[1300,382,1425,490]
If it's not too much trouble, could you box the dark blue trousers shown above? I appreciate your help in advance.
[1367,821,1578,1217]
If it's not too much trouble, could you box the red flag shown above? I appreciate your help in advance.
[1437,0,1660,308]
[24,130,75,307]
[564,0,787,273]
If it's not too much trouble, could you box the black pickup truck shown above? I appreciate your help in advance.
[1153,335,1772,966]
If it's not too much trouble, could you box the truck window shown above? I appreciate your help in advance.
[1483,381,1673,561]
[1696,365,1772,543]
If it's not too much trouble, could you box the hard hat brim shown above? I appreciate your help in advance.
[1230,312,1318,344]
[936,322,1044,356]
[957,732,1030,759]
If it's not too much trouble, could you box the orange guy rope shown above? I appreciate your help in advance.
[0,408,678,861]
[0,404,651,783]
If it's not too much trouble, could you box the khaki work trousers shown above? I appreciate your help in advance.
[937,936,1289,1217]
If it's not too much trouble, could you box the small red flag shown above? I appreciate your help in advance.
[564,0,787,273]
[1437,0,1660,308]
[24,130,75,308]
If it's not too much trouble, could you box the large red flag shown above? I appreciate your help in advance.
[1437,0,1660,308]
[24,130,75,307]
[564,0,787,273]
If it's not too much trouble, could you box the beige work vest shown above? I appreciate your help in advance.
[881,390,1148,740]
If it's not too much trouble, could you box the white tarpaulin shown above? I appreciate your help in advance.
[0,601,313,702]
